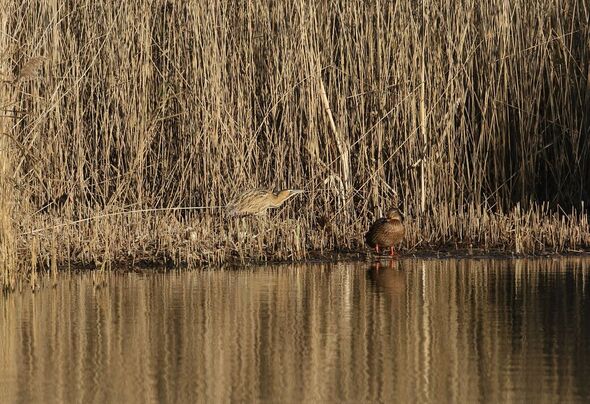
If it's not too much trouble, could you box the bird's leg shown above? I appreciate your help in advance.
[390,246,396,257]
[375,245,380,254]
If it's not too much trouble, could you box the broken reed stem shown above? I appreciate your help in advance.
[318,71,352,221]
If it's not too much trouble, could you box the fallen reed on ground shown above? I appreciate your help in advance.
[1,0,589,289]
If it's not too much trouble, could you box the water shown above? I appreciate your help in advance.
[1,258,590,403]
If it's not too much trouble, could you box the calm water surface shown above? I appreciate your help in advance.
[1,258,590,403]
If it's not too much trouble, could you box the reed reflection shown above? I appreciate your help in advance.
[1,258,589,403]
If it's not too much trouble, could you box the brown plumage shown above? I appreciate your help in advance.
[365,208,405,256]
[226,188,304,217]
[15,56,47,83]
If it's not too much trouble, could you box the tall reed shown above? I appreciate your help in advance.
[1,0,589,285]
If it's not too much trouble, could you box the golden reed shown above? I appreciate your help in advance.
[1,0,589,290]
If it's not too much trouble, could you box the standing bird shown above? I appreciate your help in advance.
[365,208,405,256]
[226,188,305,217]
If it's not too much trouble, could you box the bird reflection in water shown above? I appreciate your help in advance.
[366,260,406,298]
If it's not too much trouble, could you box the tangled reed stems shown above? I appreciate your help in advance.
[1,0,589,290]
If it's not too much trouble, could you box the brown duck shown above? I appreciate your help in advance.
[226,188,304,217]
[365,208,405,256]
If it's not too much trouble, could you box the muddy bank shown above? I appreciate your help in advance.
[35,247,590,273]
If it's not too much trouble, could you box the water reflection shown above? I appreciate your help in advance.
[1,258,590,403]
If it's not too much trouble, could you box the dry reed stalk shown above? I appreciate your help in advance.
[0,168,16,290]
[318,73,351,220]
[0,15,18,290]
[419,1,428,214]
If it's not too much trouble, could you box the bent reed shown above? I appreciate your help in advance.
[1,0,589,290]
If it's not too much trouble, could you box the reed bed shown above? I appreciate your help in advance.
[1,0,589,289]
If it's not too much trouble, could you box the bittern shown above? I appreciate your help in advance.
[365,208,405,256]
[226,188,305,217]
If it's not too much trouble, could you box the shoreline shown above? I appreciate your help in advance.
[40,248,590,273]
[6,248,590,293]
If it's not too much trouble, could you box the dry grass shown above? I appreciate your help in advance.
[1,0,589,289]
